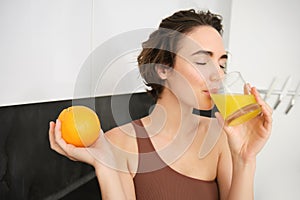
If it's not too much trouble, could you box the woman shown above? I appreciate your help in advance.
[49,9,272,200]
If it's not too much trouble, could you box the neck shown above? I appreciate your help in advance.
[144,89,210,138]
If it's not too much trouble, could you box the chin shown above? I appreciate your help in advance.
[196,103,214,111]
[195,99,215,110]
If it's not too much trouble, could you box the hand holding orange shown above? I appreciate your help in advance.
[58,105,101,147]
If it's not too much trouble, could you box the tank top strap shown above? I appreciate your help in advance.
[132,119,155,153]
[132,119,167,173]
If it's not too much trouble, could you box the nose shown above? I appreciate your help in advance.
[210,57,224,77]
[210,73,220,82]
[209,66,224,82]
[207,70,224,94]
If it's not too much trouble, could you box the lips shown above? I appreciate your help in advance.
[202,90,210,96]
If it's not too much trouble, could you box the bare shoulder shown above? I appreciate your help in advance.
[104,122,139,175]
[104,121,138,154]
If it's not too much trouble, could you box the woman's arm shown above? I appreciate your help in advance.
[49,120,136,200]
[228,155,256,200]
[95,164,136,200]
[94,127,137,200]
[217,137,256,200]
[216,86,273,200]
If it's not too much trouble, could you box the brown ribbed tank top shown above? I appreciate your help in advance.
[132,119,219,200]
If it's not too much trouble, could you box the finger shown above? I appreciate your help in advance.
[54,119,62,140]
[49,121,57,147]
[215,112,225,127]
[244,83,251,94]
[53,119,66,149]
[252,87,265,106]
[263,100,273,115]
[48,121,55,145]
[49,121,68,156]
[249,87,273,134]
[252,87,273,114]
[216,113,238,137]
[261,105,273,132]
[54,119,77,161]
[215,112,234,135]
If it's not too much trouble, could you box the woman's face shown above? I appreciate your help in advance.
[165,26,227,110]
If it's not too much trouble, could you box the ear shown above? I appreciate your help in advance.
[155,65,171,80]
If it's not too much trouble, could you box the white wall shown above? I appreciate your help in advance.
[229,0,300,199]
[0,0,232,106]
[0,0,92,106]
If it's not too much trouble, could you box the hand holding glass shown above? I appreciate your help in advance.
[209,71,262,126]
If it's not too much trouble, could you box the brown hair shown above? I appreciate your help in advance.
[137,9,223,101]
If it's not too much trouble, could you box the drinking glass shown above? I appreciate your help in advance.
[209,71,262,126]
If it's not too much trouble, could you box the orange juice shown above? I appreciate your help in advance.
[211,94,261,126]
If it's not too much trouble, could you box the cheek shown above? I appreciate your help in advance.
[182,67,206,89]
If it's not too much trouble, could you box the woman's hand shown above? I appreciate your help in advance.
[215,86,273,163]
[49,119,115,168]
[49,120,135,199]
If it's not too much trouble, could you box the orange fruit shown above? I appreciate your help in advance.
[58,106,101,147]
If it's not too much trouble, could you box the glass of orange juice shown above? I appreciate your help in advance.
[209,71,262,126]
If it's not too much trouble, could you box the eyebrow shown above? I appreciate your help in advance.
[191,50,213,56]
[191,50,228,59]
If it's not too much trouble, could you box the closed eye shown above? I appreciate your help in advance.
[195,62,207,65]
[219,58,227,69]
